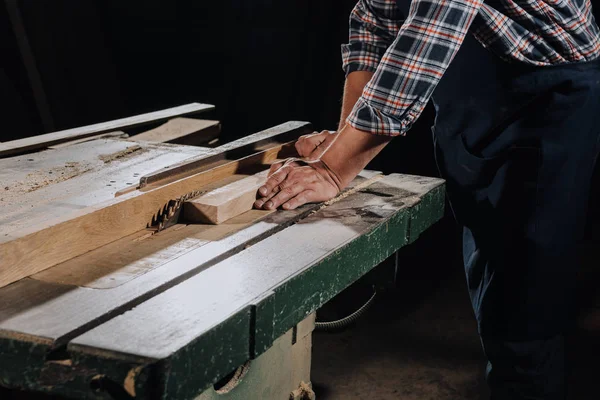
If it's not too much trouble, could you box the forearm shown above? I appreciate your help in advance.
[320,124,391,189]
[338,71,374,130]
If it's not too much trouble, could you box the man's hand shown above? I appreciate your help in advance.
[254,159,340,210]
[254,125,392,211]
[295,130,336,160]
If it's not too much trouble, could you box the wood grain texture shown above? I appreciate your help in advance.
[47,131,128,149]
[0,103,214,157]
[130,118,220,145]
[0,139,209,237]
[183,170,268,224]
[33,177,274,289]
[0,143,293,288]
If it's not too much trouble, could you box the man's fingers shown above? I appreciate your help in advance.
[258,166,289,197]
[281,191,312,210]
[268,161,284,176]
[255,178,297,207]
[262,182,305,210]
[295,131,331,157]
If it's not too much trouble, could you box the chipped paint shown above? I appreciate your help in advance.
[124,366,143,397]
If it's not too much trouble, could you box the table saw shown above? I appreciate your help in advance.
[0,108,445,400]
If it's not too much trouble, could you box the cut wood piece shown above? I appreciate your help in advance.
[184,170,269,224]
[0,103,214,158]
[0,142,296,289]
[130,118,220,145]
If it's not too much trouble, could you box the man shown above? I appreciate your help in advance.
[255,0,600,398]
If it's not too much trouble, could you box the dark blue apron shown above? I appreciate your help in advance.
[395,1,600,398]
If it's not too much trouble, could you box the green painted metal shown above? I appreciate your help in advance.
[254,184,445,356]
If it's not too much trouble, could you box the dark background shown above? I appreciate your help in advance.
[0,0,437,175]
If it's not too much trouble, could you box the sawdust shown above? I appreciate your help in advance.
[99,145,143,163]
[308,174,384,217]
[1,161,94,201]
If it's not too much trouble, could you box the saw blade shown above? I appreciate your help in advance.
[148,189,205,233]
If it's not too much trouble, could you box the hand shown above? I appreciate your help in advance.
[254,159,340,210]
[295,130,336,160]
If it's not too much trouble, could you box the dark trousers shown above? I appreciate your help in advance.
[432,36,600,399]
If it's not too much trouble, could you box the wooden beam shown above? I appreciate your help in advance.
[0,142,296,288]
[48,131,128,149]
[183,170,269,224]
[130,118,220,145]
[0,103,214,158]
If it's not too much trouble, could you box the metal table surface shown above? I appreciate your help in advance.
[0,131,445,400]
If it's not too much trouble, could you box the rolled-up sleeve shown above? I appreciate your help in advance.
[346,0,484,136]
[341,0,403,75]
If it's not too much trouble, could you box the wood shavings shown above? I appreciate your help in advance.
[1,161,94,200]
[99,145,143,163]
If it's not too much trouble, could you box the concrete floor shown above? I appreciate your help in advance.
[311,222,600,400]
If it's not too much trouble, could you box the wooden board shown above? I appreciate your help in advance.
[183,170,268,224]
[0,103,214,157]
[0,139,210,239]
[48,131,128,149]
[33,175,274,289]
[130,118,220,145]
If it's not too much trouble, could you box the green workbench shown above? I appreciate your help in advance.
[0,123,445,400]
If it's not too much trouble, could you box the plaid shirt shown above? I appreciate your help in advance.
[342,0,600,135]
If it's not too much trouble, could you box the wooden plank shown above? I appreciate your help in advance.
[0,103,214,157]
[33,176,274,289]
[130,118,220,145]
[65,174,445,400]
[183,170,268,224]
[48,131,128,149]
[0,139,210,239]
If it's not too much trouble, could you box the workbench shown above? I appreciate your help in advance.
[0,115,445,399]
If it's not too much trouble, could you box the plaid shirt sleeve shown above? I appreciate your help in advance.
[341,0,404,75]
[345,0,484,136]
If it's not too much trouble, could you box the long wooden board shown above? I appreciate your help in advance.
[130,118,220,145]
[0,139,211,240]
[0,103,214,157]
